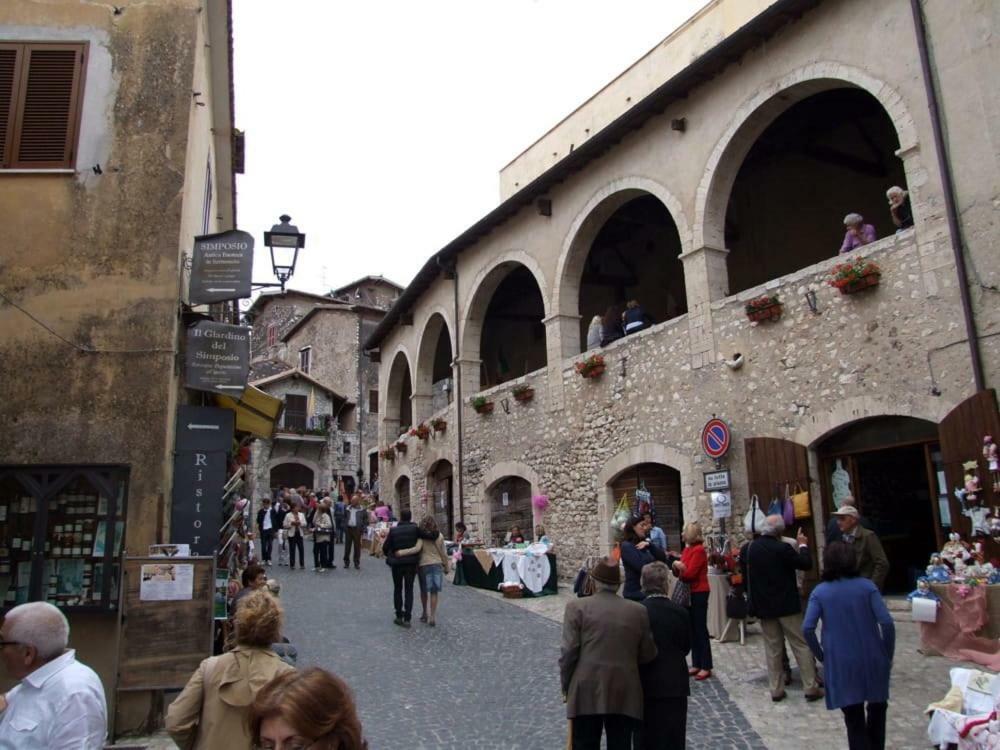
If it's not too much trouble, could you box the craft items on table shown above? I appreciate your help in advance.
[455,543,556,596]
[986,436,1000,493]
[926,668,1000,749]
[908,577,941,623]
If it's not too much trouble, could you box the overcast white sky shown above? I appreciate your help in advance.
[233,1,706,296]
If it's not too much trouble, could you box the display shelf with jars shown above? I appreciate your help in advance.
[0,466,128,613]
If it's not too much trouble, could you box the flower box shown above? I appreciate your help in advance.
[745,295,782,322]
[409,423,431,440]
[471,396,494,414]
[838,272,881,295]
[394,441,407,454]
[512,385,534,402]
[379,448,395,461]
[829,257,882,295]
[431,418,447,433]
[575,354,606,379]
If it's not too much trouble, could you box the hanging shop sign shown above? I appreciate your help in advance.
[701,417,731,461]
[703,469,732,492]
[188,229,254,304]
[170,449,226,556]
[185,321,250,396]
[174,406,234,453]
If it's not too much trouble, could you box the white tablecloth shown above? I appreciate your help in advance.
[485,547,551,594]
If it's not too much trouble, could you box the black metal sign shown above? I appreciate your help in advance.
[189,229,254,304]
[170,450,226,555]
[185,321,250,396]
[175,406,234,453]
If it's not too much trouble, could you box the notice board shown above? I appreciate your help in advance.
[117,556,215,691]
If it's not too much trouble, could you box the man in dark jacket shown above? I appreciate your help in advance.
[382,509,420,627]
[741,514,823,703]
[256,498,278,566]
[824,495,874,544]
[638,561,690,750]
[832,505,890,591]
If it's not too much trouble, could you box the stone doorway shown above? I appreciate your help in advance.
[609,463,683,551]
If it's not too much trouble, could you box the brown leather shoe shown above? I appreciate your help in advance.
[805,690,825,702]
[771,692,787,702]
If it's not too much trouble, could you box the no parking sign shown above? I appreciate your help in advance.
[701,417,731,461]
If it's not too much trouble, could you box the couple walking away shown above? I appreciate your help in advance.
[382,511,451,627]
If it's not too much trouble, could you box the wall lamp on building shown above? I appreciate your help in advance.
[255,214,306,292]
[804,289,821,315]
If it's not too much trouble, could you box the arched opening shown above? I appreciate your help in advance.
[394,475,411,518]
[428,459,454,537]
[478,265,547,388]
[578,195,686,349]
[270,462,315,491]
[817,415,942,594]
[383,350,413,439]
[725,88,907,294]
[609,463,683,550]
[487,476,534,547]
[414,313,454,421]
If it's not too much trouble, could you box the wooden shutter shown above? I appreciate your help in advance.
[0,45,23,167]
[7,43,86,169]
[938,389,1000,545]
[284,394,308,431]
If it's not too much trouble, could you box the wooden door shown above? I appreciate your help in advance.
[938,389,1000,553]
[744,437,818,590]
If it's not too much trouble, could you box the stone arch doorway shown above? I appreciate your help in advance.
[270,462,315,491]
[463,260,548,389]
[427,459,455,537]
[383,348,413,439]
[414,312,454,422]
[608,463,684,551]
[394,475,411,518]
[486,475,534,548]
[815,415,942,594]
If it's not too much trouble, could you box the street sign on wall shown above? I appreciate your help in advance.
[189,229,254,304]
[701,417,731,460]
[185,321,250,397]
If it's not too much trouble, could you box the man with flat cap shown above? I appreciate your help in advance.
[559,557,657,749]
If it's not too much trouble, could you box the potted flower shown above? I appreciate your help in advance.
[379,447,395,461]
[394,440,407,454]
[512,383,534,402]
[430,417,447,433]
[575,353,606,379]
[745,294,782,322]
[471,395,494,414]
[828,256,882,295]
[409,423,431,440]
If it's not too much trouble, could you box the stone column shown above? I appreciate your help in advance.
[410,393,434,425]
[680,245,729,370]
[542,313,579,411]
[455,356,482,401]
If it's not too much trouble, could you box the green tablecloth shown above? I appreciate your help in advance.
[453,551,558,597]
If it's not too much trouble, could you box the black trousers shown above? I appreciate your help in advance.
[842,702,887,750]
[391,565,417,620]
[288,534,304,568]
[344,527,362,567]
[641,698,686,750]
[314,540,333,568]
[572,714,639,750]
[259,529,274,562]
[689,591,713,670]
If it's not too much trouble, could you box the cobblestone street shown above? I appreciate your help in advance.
[273,554,766,749]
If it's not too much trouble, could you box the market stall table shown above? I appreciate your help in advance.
[453,548,558,597]
[919,583,1000,670]
[707,572,742,643]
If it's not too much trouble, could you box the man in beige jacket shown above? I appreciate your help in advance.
[559,557,657,749]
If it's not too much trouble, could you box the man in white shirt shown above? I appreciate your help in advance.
[0,601,107,749]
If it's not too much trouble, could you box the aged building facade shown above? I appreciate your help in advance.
[247,277,401,496]
[0,0,239,732]
[369,0,1000,593]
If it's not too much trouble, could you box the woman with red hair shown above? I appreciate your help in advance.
[249,667,367,750]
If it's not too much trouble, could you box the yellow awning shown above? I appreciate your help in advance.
[215,386,283,439]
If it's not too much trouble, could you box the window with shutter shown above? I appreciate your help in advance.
[0,42,87,170]
[284,395,308,431]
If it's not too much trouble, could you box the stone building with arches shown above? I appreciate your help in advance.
[366,0,1000,592]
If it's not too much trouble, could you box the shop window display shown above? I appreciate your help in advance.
[0,466,127,612]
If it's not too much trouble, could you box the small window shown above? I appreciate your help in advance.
[369,389,379,413]
[266,324,277,347]
[299,347,311,373]
[342,441,351,455]
[0,42,88,169]
[284,394,307,431]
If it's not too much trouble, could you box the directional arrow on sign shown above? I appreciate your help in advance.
[215,384,244,390]
[205,288,237,292]
[188,423,220,430]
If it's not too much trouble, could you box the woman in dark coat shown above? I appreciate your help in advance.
[803,541,895,750]
[619,516,667,601]
[639,561,691,750]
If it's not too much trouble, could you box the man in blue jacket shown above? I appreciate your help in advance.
[381,510,420,627]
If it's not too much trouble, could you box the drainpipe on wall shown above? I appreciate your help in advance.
[909,0,986,392]
[439,255,464,523]
[356,313,364,490]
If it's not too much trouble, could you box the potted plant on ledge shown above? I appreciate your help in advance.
[828,256,882,295]
[575,353,606,379]
[409,423,431,440]
[379,447,395,461]
[471,395,494,414]
[745,294,782,322]
[512,383,534,402]
[431,417,447,433]
[394,440,408,454]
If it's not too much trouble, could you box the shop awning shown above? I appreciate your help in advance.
[215,386,283,439]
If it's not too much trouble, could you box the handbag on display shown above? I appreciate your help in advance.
[792,483,811,519]
[782,485,795,528]
[766,487,783,518]
[670,577,691,607]
[744,494,766,535]
[726,587,748,620]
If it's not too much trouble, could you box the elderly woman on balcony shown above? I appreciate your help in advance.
[839,213,876,254]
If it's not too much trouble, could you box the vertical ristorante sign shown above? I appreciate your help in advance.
[189,229,254,304]
[185,321,250,397]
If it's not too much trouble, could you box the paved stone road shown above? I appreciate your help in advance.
[272,554,766,749]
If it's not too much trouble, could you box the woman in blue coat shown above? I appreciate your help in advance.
[619,516,669,601]
[803,541,895,750]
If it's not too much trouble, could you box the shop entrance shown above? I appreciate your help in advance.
[488,476,533,547]
[609,463,683,551]
[428,460,454,538]
[394,476,410,517]
[270,462,314,491]
[818,416,943,594]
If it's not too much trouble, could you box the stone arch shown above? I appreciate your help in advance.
[554,176,692,323]
[595,442,696,552]
[794,395,949,449]
[460,251,550,391]
[382,345,414,440]
[267,456,320,490]
[481,461,542,547]
[694,62,922,252]
[413,308,456,422]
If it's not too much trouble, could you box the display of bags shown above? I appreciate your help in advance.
[744,494,766,535]
[611,493,632,535]
[792,483,811,519]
